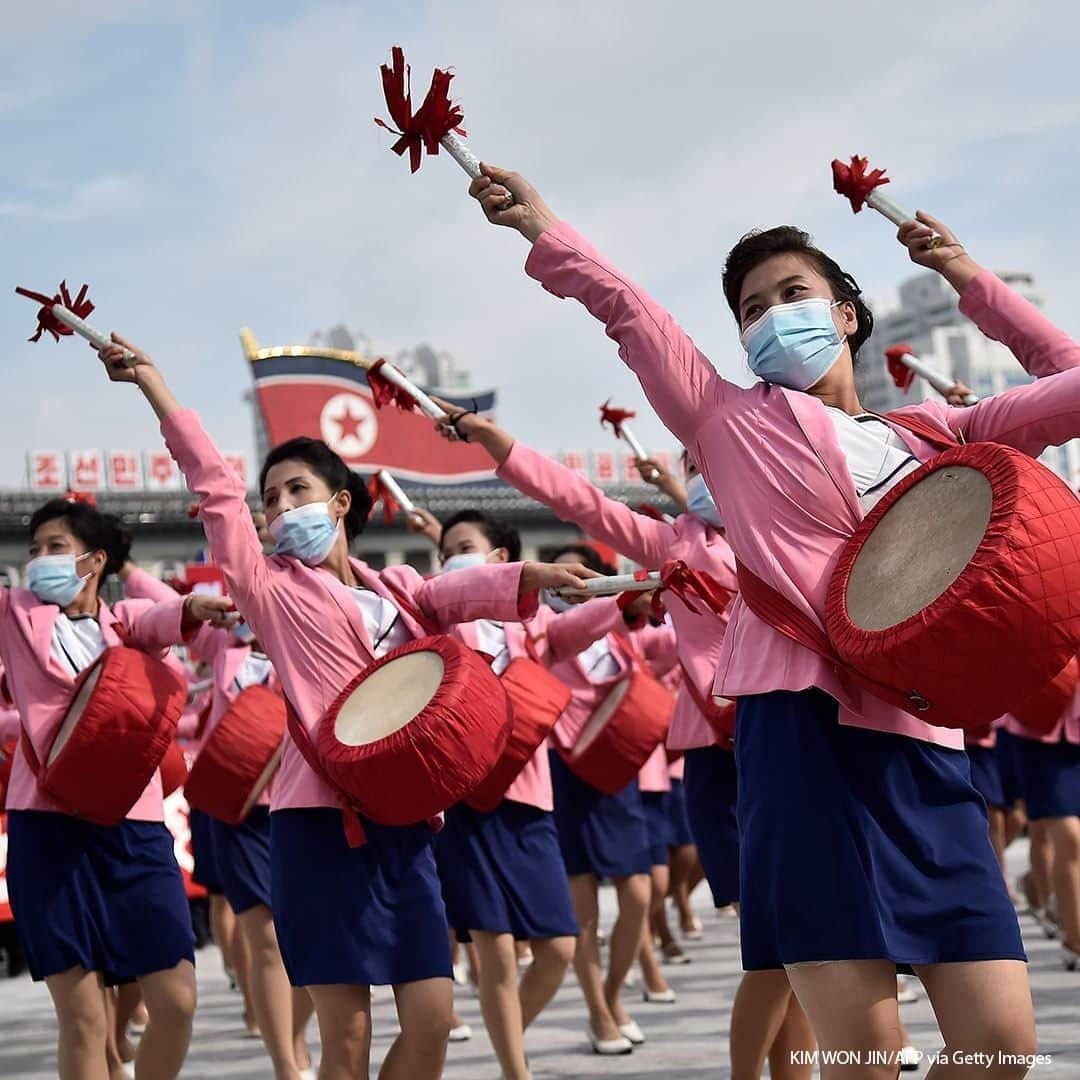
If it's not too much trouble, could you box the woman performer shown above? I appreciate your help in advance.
[447,413,816,1077]
[463,165,1080,1075]
[0,496,233,1080]
[123,562,315,1079]
[435,507,655,1080]
[94,333,596,1080]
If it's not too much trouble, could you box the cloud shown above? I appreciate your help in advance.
[0,174,147,222]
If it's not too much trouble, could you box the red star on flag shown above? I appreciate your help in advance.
[334,404,368,442]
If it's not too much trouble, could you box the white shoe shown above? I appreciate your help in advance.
[1034,907,1060,939]
[899,1045,922,1072]
[618,1019,645,1045]
[299,1070,317,1080]
[681,918,704,941]
[452,962,468,986]
[121,1065,135,1079]
[896,974,920,1004]
[449,1022,473,1042]
[1062,942,1080,971]
[587,1026,633,1055]
[642,986,677,1004]
[623,970,638,988]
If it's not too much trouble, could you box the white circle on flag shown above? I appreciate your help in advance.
[320,393,378,458]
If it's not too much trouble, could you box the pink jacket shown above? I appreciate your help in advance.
[453,597,631,810]
[1004,694,1080,746]
[632,623,678,792]
[162,409,538,811]
[526,224,1080,748]
[127,568,279,806]
[499,441,737,750]
[0,586,189,818]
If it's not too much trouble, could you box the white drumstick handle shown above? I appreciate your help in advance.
[441,132,481,179]
[52,305,136,366]
[900,352,979,404]
[377,470,416,515]
[620,423,647,461]
[377,363,448,421]
[553,571,661,598]
[866,190,914,227]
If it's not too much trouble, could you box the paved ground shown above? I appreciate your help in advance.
[1,840,1076,1077]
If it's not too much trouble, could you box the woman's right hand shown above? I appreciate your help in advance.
[96,332,157,384]
[468,164,559,243]
[405,507,442,546]
[897,211,982,295]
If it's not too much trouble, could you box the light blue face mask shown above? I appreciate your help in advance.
[233,619,256,643]
[740,298,847,391]
[268,497,341,566]
[441,552,494,575]
[685,474,723,528]
[27,551,95,607]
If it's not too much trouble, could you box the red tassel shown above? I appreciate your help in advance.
[374,45,467,174]
[367,359,419,413]
[15,281,94,343]
[831,155,891,214]
[635,503,665,522]
[64,490,96,507]
[885,344,917,393]
[660,560,735,617]
[186,503,201,519]
[599,399,636,439]
[367,473,400,524]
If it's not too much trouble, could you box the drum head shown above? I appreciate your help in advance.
[845,465,992,631]
[573,679,631,758]
[334,650,444,747]
[48,662,103,765]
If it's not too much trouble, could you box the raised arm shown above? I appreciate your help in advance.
[467,165,736,449]
[898,213,1080,377]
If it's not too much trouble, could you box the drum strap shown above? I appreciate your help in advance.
[733,560,932,718]
[677,661,734,748]
[877,410,961,451]
[283,698,369,848]
[380,578,442,638]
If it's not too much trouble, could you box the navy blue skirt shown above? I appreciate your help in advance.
[967,746,1006,810]
[189,808,223,894]
[995,730,1024,808]
[668,778,695,848]
[270,808,451,987]
[1010,735,1080,820]
[641,791,674,866]
[211,807,272,914]
[549,750,651,878]
[6,811,195,983]
[683,745,739,908]
[436,800,578,943]
[737,690,1025,971]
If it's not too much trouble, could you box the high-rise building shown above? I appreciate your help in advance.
[857,269,1080,487]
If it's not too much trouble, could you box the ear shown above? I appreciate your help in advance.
[88,548,109,578]
[836,299,859,337]
[491,547,510,565]
[333,488,352,521]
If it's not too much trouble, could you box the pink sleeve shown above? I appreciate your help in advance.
[525,222,736,450]
[0,706,20,741]
[636,622,679,676]
[389,561,538,627]
[498,441,676,567]
[116,596,189,656]
[542,597,627,664]
[161,410,269,610]
[959,270,1080,377]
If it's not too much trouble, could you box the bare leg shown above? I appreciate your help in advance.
[987,806,1008,883]
[730,969,797,1080]
[1028,820,1053,912]
[209,894,236,981]
[291,988,314,1072]
[380,977,452,1080]
[103,988,126,1080]
[114,983,142,1061]
[766,989,816,1080]
[134,960,196,1080]
[519,936,575,1031]
[604,873,650,1027]
[307,984,371,1080]
[1046,817,1080,951]
[46,966,109,1080]
[472,931,528,1080]
[567,874,621,1041]
[640,864,672,994]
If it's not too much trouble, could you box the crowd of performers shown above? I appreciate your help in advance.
[3,168,1080,1080]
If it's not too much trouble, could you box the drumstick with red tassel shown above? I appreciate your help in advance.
[599,401,660,482]
[552,569,661,599]
[886,343,979,405]
[365,358,450,422]
[368,470,426,528]
[15,281,136,365]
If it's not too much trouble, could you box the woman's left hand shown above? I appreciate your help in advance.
[182,594,239,632]
[897,211,982,293]
[520,561,600,598]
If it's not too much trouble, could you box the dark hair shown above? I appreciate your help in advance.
[551,542,616,577]
[28,500,132,576]
[441,509,522,562]
[722,226,874,361]
[259,437,372,541]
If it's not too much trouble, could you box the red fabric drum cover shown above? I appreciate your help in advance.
[466,656,572,813]
[567,670,674,795]
[0,738,17,811]
[1010,655,1079,737]
[185,685,286,825]
[159,740,189,799]
[39,646,186,825]
[318,636,512,825]
[827,444,1080,730]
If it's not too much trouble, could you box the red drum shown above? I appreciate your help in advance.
[37,647,186,825]
[185,685,286,825]
[466,657,572,813]
[827,443,1080,730]
[160,740,189,799]
[1010,656,1079,736]
[318,636,512,825]
[0,739,17,811]
[567,671,674,795]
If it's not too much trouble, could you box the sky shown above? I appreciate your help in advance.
[3,0,1080,487]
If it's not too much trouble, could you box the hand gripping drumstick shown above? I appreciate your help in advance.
[375,45,513,204]
[831,155,915,227]
[364,358,448,422]
[598,401,659,481]
[368,469,427,528]
[15,282,136,365]
[885,343,979,406]
[553,570,661,599]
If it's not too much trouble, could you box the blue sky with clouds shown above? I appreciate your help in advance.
[3,0,1079,486]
